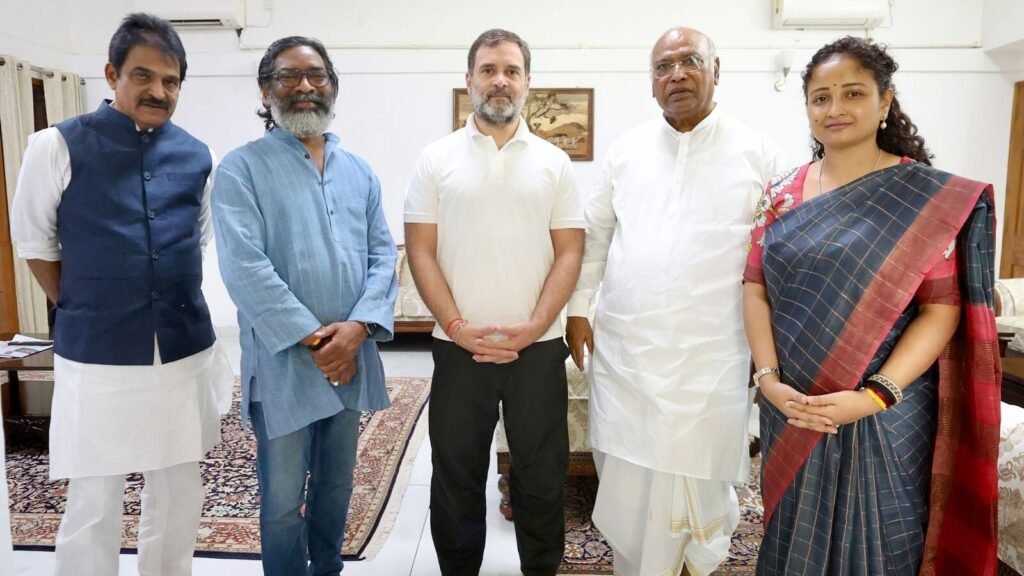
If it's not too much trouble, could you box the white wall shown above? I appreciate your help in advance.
[0,0,75,70]
[984,0,1024,52]
[3,0,1023,332]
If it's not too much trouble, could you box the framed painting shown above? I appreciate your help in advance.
[452,88,594,161]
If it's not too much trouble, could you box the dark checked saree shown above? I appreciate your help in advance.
[749,162,999,575]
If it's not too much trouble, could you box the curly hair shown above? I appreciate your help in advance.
[801,36,932,165]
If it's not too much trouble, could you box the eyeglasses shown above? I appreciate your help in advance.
[652,55,706,78]
[270,68,331,88]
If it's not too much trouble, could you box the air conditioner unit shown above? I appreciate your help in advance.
[134,0,245,29]
[773,0,889,29]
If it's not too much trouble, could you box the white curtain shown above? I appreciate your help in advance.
[0,56,84,333]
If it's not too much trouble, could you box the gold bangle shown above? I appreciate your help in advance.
[865,388,888,411]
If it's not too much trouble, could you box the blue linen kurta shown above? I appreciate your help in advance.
[213,128,398,439]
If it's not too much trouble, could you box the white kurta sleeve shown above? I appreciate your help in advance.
[199,146,218,254]
[10,127,70,261]
[567,151,617,317]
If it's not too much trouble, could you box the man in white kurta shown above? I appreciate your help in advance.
[9,14,231,576]
[566,27,785,576]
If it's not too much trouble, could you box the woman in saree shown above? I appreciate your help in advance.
[743,36,1000,575]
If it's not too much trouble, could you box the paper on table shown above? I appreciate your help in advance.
[0,334,53,359]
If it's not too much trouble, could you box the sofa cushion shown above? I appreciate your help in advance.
[1000,402,1024,573]
[395,246,433,321]
[496,356,591,454]
[995,278,1024,353]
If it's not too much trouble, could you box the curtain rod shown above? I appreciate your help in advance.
[0,57,87,85]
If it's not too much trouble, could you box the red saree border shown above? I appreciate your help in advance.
[761,175,999,575]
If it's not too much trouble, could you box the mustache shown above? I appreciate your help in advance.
[486,89,513,100]
[284,92,331,111]
[140,97,169,109]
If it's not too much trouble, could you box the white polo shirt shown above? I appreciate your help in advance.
[405,114,584,342]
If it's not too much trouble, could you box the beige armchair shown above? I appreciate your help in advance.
[996,278,1024,355]
[393,245,435,333]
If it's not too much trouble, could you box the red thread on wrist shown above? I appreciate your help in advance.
[445,317,465,337]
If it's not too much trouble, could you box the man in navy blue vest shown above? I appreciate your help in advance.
[10,13,231,576]
[213,36,397,575]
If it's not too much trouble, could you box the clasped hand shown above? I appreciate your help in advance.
[760,379,881,435]
[308,322,366,385]
[455,320,544,364]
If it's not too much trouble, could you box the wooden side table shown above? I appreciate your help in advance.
[1003,357,1024,407]
[0,332,55,439]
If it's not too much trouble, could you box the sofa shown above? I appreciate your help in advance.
[1001,402,1024,576]
[494,354,594,519]
[993,278,1024,575]
[393,245,435,333]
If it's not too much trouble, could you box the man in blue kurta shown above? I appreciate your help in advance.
[212,36,398,575]
[10,13,232,576]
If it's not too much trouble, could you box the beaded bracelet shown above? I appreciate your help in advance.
[867,373,903,406]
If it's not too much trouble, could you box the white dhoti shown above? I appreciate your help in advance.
[568,111,784,576]
[593,451,739,576]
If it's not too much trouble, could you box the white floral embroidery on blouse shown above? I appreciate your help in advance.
[752,166,800,247]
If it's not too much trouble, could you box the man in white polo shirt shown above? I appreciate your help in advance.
[404,28,584,576]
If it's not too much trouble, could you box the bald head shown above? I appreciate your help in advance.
[649,26,720,132]
[651,27,716,68]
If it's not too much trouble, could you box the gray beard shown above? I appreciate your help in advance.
[270,99,334,138]
[471,89,526,127]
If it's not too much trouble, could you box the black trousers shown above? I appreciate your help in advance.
[429,337,570,576]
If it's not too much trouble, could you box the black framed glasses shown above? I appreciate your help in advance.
[270,68,331,88]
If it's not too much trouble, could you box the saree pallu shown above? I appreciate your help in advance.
[756,163,999,575]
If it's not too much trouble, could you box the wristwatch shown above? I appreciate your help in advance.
[360,322,377,337]
[752,366,781,389]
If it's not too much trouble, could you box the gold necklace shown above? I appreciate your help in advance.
[817,148,883,197]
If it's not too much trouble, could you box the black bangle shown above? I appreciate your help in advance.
[856,380,897,408]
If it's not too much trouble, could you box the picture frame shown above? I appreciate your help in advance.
[452,88,594,161]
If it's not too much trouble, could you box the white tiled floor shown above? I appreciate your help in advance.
[12,333,526,576]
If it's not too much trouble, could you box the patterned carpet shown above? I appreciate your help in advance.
[6,371,762,572]
[7,375,432,560]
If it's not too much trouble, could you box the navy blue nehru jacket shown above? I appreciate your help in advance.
[52,100,215,365]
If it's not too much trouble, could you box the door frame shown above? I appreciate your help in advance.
[1000,81,1024,278]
